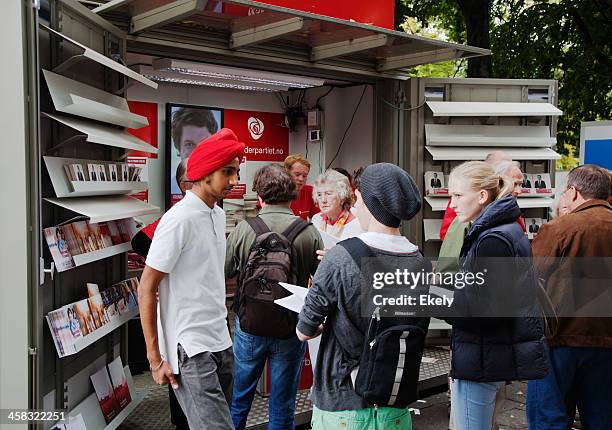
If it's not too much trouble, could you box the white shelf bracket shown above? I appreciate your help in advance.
[40,257,55,285]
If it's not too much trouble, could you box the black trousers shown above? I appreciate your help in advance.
[169,384,190,429]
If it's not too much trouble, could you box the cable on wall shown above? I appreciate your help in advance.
[326,85,368,169]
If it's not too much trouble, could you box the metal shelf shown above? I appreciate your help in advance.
[426,146,561,161]
[425,124,556,147]
[40,24,157,89]
[44,156,148,198]
[45,195,159,223]
[44,113,158,154]
[43,69,149,129]
[47,306,138,357]
[426,101,562,117]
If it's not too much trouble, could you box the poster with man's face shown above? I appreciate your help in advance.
[166,104,223,208]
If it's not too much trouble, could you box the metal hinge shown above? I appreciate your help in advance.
[29,347,37,356]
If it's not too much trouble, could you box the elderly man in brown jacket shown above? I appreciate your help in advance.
[526,164,612,430]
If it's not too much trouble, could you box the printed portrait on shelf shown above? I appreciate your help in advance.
[165,103,223,208]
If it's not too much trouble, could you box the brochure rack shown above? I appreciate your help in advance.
[407,78,562,334]
[35,6,157,422]
[71,242,133,269]
[47,306,139,358]
[44,156,148,198]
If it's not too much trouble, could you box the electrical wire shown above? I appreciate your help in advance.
[305,124,309,159]
[326,85,368,169]
[315,86,335,107]
[378,95,426,112]
[319,129,329,173]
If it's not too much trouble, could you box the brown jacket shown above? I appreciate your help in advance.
[532,199,612,348]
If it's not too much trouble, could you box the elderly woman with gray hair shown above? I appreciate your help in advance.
[311,169,363,240]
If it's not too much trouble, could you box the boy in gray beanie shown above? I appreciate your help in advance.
[298,163,429,429]
[358,163,422,228]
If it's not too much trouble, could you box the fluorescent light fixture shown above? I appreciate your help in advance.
[136,66,289,92]
[152,58,325,90]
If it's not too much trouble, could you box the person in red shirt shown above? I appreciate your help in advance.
[284,154,320,220]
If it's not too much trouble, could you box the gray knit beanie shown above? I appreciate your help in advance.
[359,163,421,227]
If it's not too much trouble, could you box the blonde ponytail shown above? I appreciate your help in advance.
[449,161,513,201]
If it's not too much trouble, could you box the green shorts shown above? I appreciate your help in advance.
[311,405,412,430]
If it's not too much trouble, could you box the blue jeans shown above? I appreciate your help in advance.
[231,317,305,430]
[451,379,504,430]
[527,346,612,430]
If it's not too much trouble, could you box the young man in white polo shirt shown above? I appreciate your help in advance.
[139,128,245,429]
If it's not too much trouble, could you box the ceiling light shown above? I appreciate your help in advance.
[136,66,289,92]
[152,58,325,90]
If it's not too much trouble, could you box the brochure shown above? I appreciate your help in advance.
[90,367,120,424]
[73,298,96,336]
[108,164,118,182]
[276,282,320,372]
[43,227,75,272]
[107,356,132,410]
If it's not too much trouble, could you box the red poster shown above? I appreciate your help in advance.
[127,101,159,159]
[223,0,394,30]
[224,110,288,162]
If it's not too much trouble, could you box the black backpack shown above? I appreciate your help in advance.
[235,216,310,339]
[339,237,430,408]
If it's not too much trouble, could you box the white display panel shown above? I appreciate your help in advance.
[44,113,158,154]
[425,124,555,147]
[425,146,561,161]
[426,101,562,117]
[45,195,160,223]
[424,197,448,212]
[43,70,149,129]
[423,219,443,241]
[41,24,158,89]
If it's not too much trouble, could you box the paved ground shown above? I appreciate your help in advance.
[120,373,560,430]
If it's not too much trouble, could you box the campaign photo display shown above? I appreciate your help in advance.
[525,217,545,239]
[521,173,553,195]
[424,171,448,196]
[108,164,118,181]
[165,103,223,208]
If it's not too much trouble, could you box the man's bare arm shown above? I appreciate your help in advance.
[138,265,177,388]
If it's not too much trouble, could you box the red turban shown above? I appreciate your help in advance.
[186,128,245,181]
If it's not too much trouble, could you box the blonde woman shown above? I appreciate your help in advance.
[311,169,363,240]
[443,161,549,430]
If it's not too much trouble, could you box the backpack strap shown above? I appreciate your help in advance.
[246,216,270,236]
[281,218,311,244]
[341,237,431,272]
[339,237,377,270]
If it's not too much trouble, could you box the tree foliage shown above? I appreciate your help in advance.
[395,0,612,159]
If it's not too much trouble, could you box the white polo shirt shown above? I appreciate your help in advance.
[146,190,232,374]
